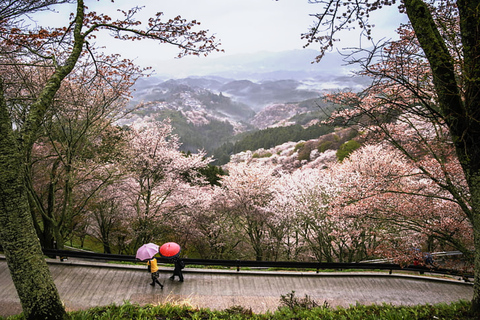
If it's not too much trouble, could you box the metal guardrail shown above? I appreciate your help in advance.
[42,249,473,279]
[360,251,465,264]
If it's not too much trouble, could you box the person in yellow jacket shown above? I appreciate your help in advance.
[147,257,163,288]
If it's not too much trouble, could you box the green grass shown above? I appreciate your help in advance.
[2,300,477,320]
[66,235,105,253]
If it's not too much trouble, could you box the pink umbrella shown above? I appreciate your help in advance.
[136,243,159,261]
[159,242,181,259]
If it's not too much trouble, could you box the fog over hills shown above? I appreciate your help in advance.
[126,49,369,156]
[132,49,369,111]
[149,49,367,82]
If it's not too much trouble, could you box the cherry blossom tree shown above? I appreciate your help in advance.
[272,166,379,263]
[331,139,473,265]
[0,1,220,318]
[26,56,135,250]
[84,178,133,254]
[30,136,122,249]
[120,120,212,253]
[263,183,301,261]
[220,161,279,261]
[265,171,310,261]
[307,0,480,309]
[170,185,243,259]
[323,22,473,262]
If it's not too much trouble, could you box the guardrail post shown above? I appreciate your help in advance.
[236,260,240,272]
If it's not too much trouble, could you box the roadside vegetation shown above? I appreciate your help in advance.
[2,296,476,320]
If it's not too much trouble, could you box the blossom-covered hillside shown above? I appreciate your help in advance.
[229,127,361,172]
[126,77,334,155]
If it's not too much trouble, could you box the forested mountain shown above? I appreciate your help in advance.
[123,49,372,163]
[212,123,336,165]
[130,76,324,112]
[124,45,375,166]
[228,126,362,172]
[126,76,340,158]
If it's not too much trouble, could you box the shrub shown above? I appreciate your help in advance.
[7,299,476,320]
[293,142,305,152]
[336,139,362,162]
[279,291,328,312]
[252,152,273,158]
[318,140,333,153]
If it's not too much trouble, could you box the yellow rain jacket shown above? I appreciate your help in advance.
[147,258,159,273]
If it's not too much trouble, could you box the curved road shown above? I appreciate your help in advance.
[0,257,473,317]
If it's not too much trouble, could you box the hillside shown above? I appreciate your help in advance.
[211,122,336,165]
[126,50,368,158]
[126,77,338,155]
[131,76,325,112]
[227,126,363,171]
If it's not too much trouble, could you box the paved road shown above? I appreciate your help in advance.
[0,257,473,317]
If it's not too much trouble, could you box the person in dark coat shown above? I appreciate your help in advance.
[169,257,184,282]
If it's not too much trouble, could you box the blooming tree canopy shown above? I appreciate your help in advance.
[120,119,211,251]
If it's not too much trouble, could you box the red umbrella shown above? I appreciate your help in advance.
[159,242,181,258]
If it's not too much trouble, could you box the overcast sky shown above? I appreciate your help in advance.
[34,0,408,77]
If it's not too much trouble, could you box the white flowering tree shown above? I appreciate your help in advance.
[219,161,279,260]
[83,179,134,254]
[331,142,472,266]
[167,185,242,258]
[121,120,211,252]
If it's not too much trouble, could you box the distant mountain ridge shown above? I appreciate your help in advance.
[132,49,369,111]
[130,76,328,127]
[126,76,336,158]
[152,49,367,82]
[126,50,369,156]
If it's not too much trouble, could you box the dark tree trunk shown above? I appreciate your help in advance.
[404,0,480,312]
[0,82,67,320]
[0,2,84,317]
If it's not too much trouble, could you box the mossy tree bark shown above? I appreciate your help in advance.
[0,1,85,318]
[0,90,67,318]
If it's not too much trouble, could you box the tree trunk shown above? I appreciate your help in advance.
[0,82,67,320]
[473,210,480,311]
[0,182,66,320]
[468,174,480,311]
[404,0,480,312]
[103,242,112,254]
[54,225,65,250]
[0,2,84,317]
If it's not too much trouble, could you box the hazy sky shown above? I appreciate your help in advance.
[34,0,407,76]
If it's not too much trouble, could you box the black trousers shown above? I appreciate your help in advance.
[172,267,184,281]
[150,271,162,286]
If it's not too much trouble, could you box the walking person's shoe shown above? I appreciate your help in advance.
[150,282,155,286]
